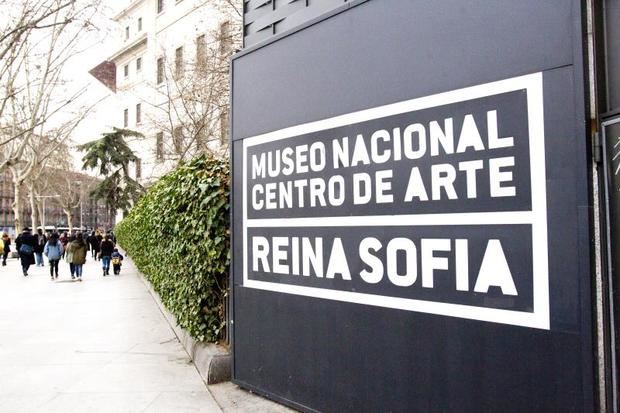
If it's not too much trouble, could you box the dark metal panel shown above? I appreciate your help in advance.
[231,0,596,411]
[605,0,620,113]
[601,116,620,412]
[244,0,348,46]
[234,0,573,141]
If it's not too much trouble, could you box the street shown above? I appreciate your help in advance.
[0,252,223,412]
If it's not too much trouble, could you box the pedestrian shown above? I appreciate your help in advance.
[59,231,69,259]
[95,232,103,260]
[34,228,47,267]
[87,231,100,260]
[15,227,36,276]
[111,248,124,275]
[100,235,114,276]
[1,233,10,266]
[44,233,63,280]
[66,232,87,281]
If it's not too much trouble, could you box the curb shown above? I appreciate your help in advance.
[132,259,232,385]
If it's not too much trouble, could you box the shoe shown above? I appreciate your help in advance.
[55,275,58,279]
[78,278,82,282]
[71,275,75,279]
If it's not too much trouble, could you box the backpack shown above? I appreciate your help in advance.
[112,256,121,266]
[47,244,61,260]
[19,243,33,255]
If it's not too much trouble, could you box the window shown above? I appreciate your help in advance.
[175,46,183,78]
[156,57,164,84]
[135,158,142,179]
[219,21,231,56]
[123,109,128,127]
[156,132,164,160]
[173,126,183,154]
[138,17,142,31]
[196,34,206,68]
[157,0,164,13]
[124,64,129,78]
[136,103,141,124]
[125,26,129,39]
[136,57,142,72]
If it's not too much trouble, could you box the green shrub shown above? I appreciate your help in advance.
[115,155,230,342]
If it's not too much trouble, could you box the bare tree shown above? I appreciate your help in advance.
[0,0,104,231]
[146,7,241,167]
[0,0,79,126]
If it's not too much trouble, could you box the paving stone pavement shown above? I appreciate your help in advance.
[0,249,291,413]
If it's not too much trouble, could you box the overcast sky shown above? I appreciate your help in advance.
[65,1,128,169]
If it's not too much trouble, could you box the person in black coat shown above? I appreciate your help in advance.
[99,235,115,276]
[87,231,101,260]
[2,233,10,266]
[15,228,37,276]
[33,228,47,267]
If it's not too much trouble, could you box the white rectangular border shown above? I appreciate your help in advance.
[241,72,549,330]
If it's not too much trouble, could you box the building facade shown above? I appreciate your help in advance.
[90,0,237,185]
[0,170,110,237]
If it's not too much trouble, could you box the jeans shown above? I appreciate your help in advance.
[102,256,111,270]
[69,263,75,277]
[74,264,83,277]
[49,259,59,277]
[35,252,44,266]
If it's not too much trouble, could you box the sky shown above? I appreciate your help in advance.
[64,1,129,169]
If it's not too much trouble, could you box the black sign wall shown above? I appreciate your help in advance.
[231,1,596,412]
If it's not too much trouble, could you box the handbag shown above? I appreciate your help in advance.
[19,243,33,255]
[65,250,73,263]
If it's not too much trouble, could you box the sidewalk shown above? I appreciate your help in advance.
[0,251,290,413]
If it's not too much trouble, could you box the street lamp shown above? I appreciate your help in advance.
[35,195,60,230]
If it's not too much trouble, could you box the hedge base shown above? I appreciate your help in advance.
[137,265,231,384]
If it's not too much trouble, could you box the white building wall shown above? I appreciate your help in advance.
[106,0,231,185]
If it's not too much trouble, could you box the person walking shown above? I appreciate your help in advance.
[44,233,63,280]
[59,231,69,259]
[111,248,124,275]
[34,228,47,267]
[1,233,10,266]
[95,232,103,261]
[66,233,88,281]
[87,231,100,260]
[15,228,36,276]
[100,235,114,276]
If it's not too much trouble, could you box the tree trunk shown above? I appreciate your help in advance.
[11,174,22,233]
[29,186,37,231]
[37,200,45,229]
[64,209,73,235]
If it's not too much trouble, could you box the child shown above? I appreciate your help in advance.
[111,248,124,275]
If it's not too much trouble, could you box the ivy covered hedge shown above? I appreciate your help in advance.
[115,155,230,342]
